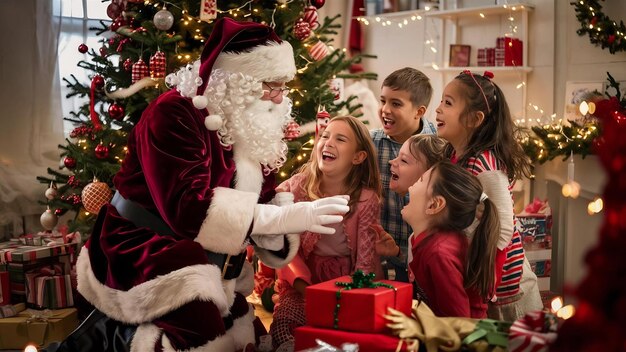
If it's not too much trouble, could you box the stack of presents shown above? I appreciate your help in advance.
[294,271,558,352]
[0,230,81,349]
[477,37,523,67]
[517,198,553,280]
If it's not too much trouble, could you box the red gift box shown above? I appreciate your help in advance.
[0,271,9,305]
[305,275,412,333]
[477,48,495,66]
[294,325,411,352]
[495,37,523,66]
[508,310,557,351]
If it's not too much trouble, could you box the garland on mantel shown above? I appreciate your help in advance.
[519,72,626,164]
[571,0,626,54]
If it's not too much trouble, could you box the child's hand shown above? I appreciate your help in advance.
[371,224,400,257]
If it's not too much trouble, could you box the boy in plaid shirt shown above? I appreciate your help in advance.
[370,67,436,282]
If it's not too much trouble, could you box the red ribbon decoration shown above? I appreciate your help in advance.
[90,75,103,130]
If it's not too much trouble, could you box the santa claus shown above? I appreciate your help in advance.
[65,18,349,351]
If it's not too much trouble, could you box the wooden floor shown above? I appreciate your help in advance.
[248,293,274,331]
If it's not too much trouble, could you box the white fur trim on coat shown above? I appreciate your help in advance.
[215,41,296,83]
[255,233,300,269]
[197,187,258,255]
[227,305,256,351]
[476,170,514,250]
[76,248,230,323]
[130,323,163,352]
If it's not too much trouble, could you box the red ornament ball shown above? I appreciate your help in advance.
[311,0,325,9]
[95,144,110,159]
[64,156,77,169]
[92,75,105,90]
[110,17,126,32]
[99,46,108,57]
[108,103,125,120]
[78,43,88,53]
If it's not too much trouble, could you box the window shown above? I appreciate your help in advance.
[55,0,109,136]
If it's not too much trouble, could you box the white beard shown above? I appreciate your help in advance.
[223,97,292,173]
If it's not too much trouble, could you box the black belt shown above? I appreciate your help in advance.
[111,191,246,280]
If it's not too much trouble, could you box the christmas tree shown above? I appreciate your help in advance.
[37,0,376,236]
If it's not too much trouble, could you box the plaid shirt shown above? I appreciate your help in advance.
[370,118,437,264]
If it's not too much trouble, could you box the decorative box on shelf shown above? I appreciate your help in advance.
[305,271,412,333]
[495,37,523,66]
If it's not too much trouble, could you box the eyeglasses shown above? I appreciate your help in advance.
[263,82,290,98]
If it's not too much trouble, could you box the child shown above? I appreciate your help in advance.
[270,115,383,350]
[435,70,543,321]
[374,134,446,259]
[403,161,499,318]
[370,67,437,282]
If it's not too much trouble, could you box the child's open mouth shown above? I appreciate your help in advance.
[322,151,336,160]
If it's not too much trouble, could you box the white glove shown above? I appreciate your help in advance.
[251,192,296,251]
[252,195,350,236]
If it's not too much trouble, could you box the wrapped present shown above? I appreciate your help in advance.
[25,264,73,309]
[477,48,495,66]
[7,256,71,304]
[0,303,24,318]
[0,306,79,349]
[508,310,558,352]
[294,325,413,352]
[305,271,412,333]
[495,37,523,66]
[0,241,79,264]
[517,198,553,250]
[18,234,43,246]
[1,270,9,305]
[384,302,510,352]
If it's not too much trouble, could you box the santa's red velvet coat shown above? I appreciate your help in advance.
[76,88,299,351]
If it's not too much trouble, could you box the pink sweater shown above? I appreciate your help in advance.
[276,173,383,289]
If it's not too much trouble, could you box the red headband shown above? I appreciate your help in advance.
[461,70,494,113]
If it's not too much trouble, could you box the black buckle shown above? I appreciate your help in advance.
[205,250,246,280]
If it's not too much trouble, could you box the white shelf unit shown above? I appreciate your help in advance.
[423,2,534,118]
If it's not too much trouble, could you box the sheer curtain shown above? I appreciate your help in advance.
[0,0,63,236]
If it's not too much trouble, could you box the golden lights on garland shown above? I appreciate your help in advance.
[519,119,599,165]
[571,0,626,54]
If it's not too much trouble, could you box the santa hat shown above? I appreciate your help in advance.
[197,18,296,97]
[190,18,296,130]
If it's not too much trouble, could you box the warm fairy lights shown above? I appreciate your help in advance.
[587,197,603,215]
[551,297,575,320]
